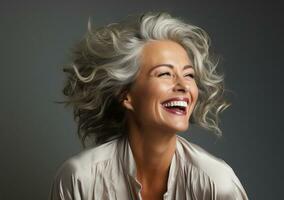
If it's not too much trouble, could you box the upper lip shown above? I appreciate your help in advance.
[161,97,190,104]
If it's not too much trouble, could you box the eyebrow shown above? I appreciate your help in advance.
[149,64,194,73]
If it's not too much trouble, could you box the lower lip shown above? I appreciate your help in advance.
[162,106,187,116]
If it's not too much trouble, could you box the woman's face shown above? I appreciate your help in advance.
[123,40,198,133]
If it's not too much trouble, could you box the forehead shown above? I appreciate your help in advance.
[139,40,193,72]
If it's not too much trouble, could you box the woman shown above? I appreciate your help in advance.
[49,12,249,200]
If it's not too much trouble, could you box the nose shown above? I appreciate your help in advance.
[173,75,189,93]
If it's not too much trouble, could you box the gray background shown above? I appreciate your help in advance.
[0,0,283,199]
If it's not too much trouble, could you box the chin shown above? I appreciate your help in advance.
[176,126,189,132]
[167,122,189,132]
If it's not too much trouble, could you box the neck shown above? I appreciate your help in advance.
[127,121,177,191]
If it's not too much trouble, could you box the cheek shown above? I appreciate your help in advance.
[130,85,151,111]
[146,82,169,97]
[136,78,170,99]
[133,81,169,114]
[191,82,199,102]
[194,86,199,101]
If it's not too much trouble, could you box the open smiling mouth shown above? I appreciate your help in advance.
[161,101,188,115]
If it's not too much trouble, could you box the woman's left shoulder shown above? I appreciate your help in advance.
[177,136,239,180]
[177,136,249,199]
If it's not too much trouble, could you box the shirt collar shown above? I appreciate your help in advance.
[117,135,183,191]
[117,135,138,178]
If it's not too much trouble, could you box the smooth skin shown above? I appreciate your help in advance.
[123,40,199,200]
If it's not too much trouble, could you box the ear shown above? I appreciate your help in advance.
[122,92,134,111]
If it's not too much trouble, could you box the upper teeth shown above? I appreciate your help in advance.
[163,101,188,107]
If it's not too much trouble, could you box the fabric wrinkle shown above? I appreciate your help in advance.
[49,135,249,200]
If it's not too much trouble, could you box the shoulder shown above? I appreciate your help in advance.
[58,138,118,176]
[177,135,238,183]
[177,135,249,199]
[49,138,119,200]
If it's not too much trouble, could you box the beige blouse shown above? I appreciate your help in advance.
[49,135,249,200]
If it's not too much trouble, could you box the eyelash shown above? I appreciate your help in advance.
[185,73,195,78]
[158,72,171,77]
[157,72,195,79]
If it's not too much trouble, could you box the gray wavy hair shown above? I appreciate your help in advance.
[60,12,231,148]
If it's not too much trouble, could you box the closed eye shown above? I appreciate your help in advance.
[158,72,171,77]
[185,73,195,79]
